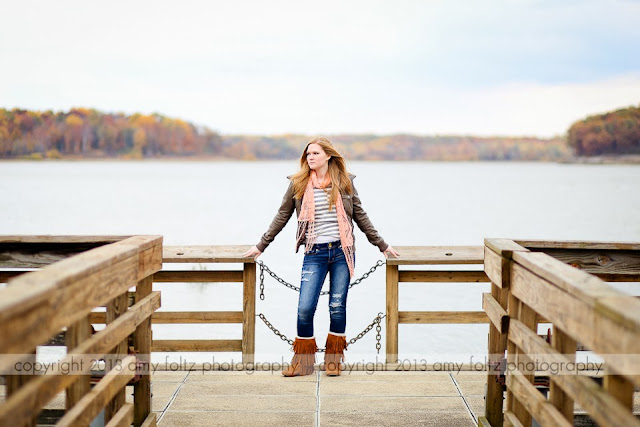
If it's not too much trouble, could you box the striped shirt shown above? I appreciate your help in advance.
[306,186,340,244]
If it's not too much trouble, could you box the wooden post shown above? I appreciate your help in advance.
[134,275,153,427]
[6,349,37,427]
[65,315,91,411]
[386,264,399,364]
[105,290,129,423]
[603,371,634,411]
[550,326,576,423]
[513,301,537,427]
[485,283,508,427]
[505,293,520,420]
[242,262,256,365]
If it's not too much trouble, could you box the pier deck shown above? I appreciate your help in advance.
[3,370,638,426]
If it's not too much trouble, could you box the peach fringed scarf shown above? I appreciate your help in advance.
[296,170,355,278]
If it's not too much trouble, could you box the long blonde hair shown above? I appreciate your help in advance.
[291,137,353,209]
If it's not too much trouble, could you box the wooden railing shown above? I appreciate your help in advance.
[481,239,640,427]
[150,246,256,363]
[0,235,162,427]
[385,246,489,364]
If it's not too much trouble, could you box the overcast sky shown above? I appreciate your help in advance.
[1,0,639,137]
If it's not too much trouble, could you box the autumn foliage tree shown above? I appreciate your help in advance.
[568,105,640,156]
[0,108,222,158]
[0,107,575,161]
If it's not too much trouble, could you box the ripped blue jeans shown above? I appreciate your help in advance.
[297,241,353,338]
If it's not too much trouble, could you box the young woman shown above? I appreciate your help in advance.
[244,137,399,377]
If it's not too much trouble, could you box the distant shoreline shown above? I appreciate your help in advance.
[2,155,640,164]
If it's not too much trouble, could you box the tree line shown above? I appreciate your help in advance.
[568,105,640,156]
[5,105,637,160]
[0,108,223,159]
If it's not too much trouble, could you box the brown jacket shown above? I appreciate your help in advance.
[256,174,388,253]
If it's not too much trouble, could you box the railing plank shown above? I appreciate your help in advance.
[398,311,488,324]
[152,340,243,352]
[90,310,244,324]
[0,236,161,361]
[484,239,529,258]
[153,270,243,282]
[513,239,640,251]
[385,246,483,265]
[510,262,640,384]
[57,355,136,427]
[508,319,640,427]
[483,293,509,333]
[0,255,138,371]
[506,370,571,427]
[163,245,253,263]
[512,251,621,305]
[104,403,134,427]
[398,270,488,282]
[0,292,160,427]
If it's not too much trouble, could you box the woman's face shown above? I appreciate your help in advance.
[306,143,331,171]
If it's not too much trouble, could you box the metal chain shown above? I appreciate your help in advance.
[256,312,386,354]
[257,259,385,300]
[257,313,293,345]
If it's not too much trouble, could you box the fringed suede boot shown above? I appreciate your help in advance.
[282,337,317,377]
[324,332,347,376]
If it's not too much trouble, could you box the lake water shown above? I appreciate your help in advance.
[1,160,639,365]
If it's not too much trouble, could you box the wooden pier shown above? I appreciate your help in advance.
[1,236,639,426]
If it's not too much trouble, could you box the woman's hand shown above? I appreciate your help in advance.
[243,245,262,260]
[384,245,400,258]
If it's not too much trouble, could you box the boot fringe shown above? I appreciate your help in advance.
[283,338,317,377]
[325,334,347,356]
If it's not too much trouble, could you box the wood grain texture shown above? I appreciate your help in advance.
[163,245,254,263]
[0,235,133,244]
[485,283,508,427]
[398,270,488,282]
[153,270,243,282]
[104,403,134,427]
[549,326,575,423]
[105,291,129,422]
[514,239,640,251]
[91,310,243,324]
[484,246,509,289]
[531,248,640,276]
[386,264,399,363]
[65,315,91,411]
[506,369,571,427]
[242,262,256,364]
[484,239,529,258]
[503,411,524,427]
[385,246,483,265]
[134,276,153,427]
[398,311,488,323]
[0,255,138,370]
[0,292,160,427]
[151,340,243,352]
[483,293,509,333]
[510,262,640,383]
[508,319,640,427]
[57,355,136,427]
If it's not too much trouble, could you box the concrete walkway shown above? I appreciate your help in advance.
[151,370,486,427]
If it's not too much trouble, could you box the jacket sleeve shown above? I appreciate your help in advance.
[351,183,389,252]
[256,181,295,252]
